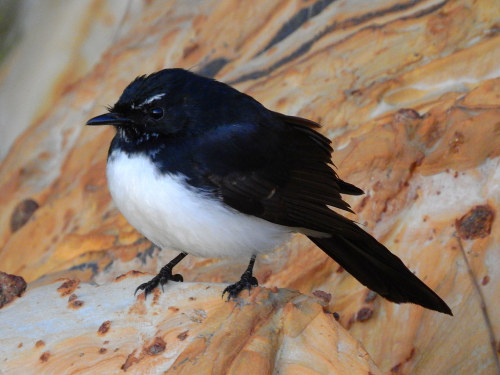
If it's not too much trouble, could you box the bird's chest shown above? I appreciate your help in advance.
[105,150,290,257]
[106,151,203,247]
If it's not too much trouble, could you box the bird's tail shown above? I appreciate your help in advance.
[308,225,452,315]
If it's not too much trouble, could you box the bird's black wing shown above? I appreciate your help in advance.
[192,111,451,315]
[193,112,362,233]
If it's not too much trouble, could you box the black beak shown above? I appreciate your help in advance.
[86,113,132,126]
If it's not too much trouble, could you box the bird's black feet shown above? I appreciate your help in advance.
[222,255,258,301]
[134,252,187,299]
[135,269,183,298]
[222,273,258,301]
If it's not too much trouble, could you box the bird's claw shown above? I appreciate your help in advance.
[222,274,258,301]
[134,271,183,299]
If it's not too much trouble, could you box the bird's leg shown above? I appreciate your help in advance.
[135,252,187,298]
[222,254,258,301]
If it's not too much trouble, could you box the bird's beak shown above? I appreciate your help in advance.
[86,113,132,126]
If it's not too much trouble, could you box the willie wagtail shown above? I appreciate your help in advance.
[86,68,452,315]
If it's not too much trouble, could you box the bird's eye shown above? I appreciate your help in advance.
[149,107,164,119]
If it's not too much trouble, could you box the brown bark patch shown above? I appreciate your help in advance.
[0,271,26,308]
[456,205,495,240]
[10,199,39,232]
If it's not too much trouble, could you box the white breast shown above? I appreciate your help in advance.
[106,151,292,258]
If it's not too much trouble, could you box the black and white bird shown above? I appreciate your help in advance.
[86,68,452,315]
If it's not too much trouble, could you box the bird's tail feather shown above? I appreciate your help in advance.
[308,225,452,315]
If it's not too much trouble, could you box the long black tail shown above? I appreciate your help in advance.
[308,225,452,315]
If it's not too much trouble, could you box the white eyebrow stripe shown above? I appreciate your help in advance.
[134,93,166,109]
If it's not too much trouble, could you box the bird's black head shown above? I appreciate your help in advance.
[87,69,200,140]
[86,68,264,142]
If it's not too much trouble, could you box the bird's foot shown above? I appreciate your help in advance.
[222,273,258,301]
[135,267,183,299]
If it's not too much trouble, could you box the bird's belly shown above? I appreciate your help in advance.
[106,151,291,258]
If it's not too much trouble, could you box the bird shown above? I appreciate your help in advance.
[86,68,452,315]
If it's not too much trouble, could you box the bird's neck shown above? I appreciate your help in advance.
[116,126,158,143]
[108,127,163,158]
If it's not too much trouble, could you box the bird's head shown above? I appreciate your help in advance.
[87,68,269,144]
[86,69,209,139]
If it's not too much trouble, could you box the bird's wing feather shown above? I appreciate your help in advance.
[193,112,362,233]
